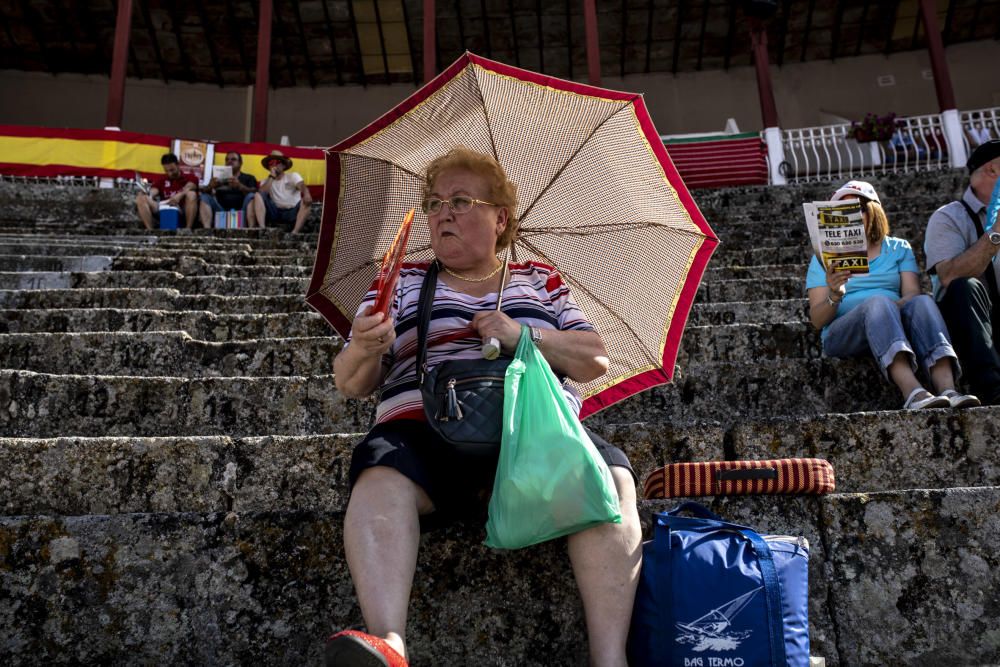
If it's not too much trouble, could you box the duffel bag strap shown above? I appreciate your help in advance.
[653,507,789,667]
[738,528,788,667]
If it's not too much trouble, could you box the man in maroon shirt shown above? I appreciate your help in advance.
[135,153,200,230]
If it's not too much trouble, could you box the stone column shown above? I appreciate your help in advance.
[749,18,786,185]
[105,0,133,129]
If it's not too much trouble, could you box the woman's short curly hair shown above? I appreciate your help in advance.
[423,147,519,252]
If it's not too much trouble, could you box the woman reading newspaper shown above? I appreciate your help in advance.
[805,180,980,410]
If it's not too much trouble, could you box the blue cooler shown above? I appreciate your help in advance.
[158,204,180,230]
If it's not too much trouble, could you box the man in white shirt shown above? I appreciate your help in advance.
[247,150,313,233]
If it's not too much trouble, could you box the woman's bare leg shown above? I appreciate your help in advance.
[567,466,642,667]
[343,466,434,660]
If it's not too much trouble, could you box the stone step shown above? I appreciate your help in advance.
[0,289,309,314]
[677,321,820,364]
[1,487,996,665]
[0,370,370,438]
[0,332,341,377]
[111,257,314,277]
[0,308,332,340]
[1,356,913,438]
[686,298,808,326]
[0,230,318,251]
[0,242,306,260]
[2,271,799,302]
[697,276,802,302]
[5,407,998,516]
[704,263,803,280]
[588,357,902,427]
[0,254,115,272]
[0,271,308,296]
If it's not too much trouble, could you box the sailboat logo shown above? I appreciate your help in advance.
[676,587,761,652]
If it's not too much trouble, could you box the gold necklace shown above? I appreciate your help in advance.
[442,261,504,283]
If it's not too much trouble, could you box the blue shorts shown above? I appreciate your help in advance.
[260,192,301,225]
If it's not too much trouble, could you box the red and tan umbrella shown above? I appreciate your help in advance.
[306,52,718,418]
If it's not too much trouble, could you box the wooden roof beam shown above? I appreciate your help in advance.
[291,0,317,87]
[399,0,417,82]
[536,0,545,72]
[883,0,901,55]
[372,0,390,77]
[696,0,710,70]
[799,0,816,62]
[224,0,252,85]
[480,0,493,60]
[272,1,298,86]
[346,0,366,86]
[776,0,792,66]
[723,0,737,69]
[167,3,195,82]
[195,3,225,86]
[509,0,520,67]
[19,0,57,72]
[830,0,847,60]
[138,0,168,83]
[320,0,344,86]
[854,0,872,57]
[671,0,685,74]
[644,0,653,73]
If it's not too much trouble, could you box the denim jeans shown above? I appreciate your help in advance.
[823,294,960,380]
[200,192,254,219]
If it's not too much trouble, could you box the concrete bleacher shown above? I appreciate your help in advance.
[1,172,998,665]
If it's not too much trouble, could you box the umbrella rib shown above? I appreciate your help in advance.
[519,223,717,242]
[473,65,501,162]
[326,242,435,286]
[517,236,660,368]
[517,99,637,224]
[334,150,425,183]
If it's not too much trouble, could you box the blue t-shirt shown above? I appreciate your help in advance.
[805,236,919,339]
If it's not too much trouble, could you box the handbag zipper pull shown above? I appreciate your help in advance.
[446,378,463,421]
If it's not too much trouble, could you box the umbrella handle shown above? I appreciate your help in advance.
[482,337,501,360]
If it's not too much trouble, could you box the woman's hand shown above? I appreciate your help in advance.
[826,264,851,299]
[471,310,522,353]
[352,306,396,356]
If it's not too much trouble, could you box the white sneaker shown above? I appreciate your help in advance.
[939,389,981,408]
[903,388,950,410]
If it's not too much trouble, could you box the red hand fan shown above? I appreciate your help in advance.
[372,208,414,318]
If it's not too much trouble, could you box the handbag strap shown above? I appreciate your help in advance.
[960,199,1000,306]
[654,509,788,667]
[415,260,440,384]
[415,259,510,382]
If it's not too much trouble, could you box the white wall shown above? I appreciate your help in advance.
[1,40,997,144]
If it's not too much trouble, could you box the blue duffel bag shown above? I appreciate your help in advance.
[628,502,810,667]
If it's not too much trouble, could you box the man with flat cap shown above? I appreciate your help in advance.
[924,139,1000,404]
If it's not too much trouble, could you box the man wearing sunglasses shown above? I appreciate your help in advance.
[247,149,313,233]
[199,151,258,227]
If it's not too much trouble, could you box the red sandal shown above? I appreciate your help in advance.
[325,630,409,667]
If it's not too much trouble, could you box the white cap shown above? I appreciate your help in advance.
[831,180,880,204]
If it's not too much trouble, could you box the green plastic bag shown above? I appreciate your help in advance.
[484,326,622,549]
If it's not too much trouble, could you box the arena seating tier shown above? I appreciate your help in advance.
[1,171,997,665]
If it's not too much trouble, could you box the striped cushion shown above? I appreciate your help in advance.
[642,458,836,498]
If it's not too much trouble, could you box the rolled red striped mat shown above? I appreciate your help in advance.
[642,458,835,499]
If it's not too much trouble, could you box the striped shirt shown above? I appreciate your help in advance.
[346,261,595,424]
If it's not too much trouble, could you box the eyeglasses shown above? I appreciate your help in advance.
[421,195,499,216]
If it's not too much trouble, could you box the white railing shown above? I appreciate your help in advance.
[779,112,954,183]
[960,107,999,157]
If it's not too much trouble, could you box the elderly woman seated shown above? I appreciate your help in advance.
[325,147,642,666]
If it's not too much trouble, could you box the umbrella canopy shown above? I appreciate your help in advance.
[306,52,718,418]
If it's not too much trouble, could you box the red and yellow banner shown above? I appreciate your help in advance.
[0,125,327,198]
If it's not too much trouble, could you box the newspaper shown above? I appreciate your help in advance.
[803,199,869,274]
[212,165,233,182]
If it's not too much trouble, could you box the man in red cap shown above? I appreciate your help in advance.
[246,149,313,233]
[924,139,1000,404]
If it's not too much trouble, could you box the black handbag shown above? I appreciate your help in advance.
[417,260,510,456]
